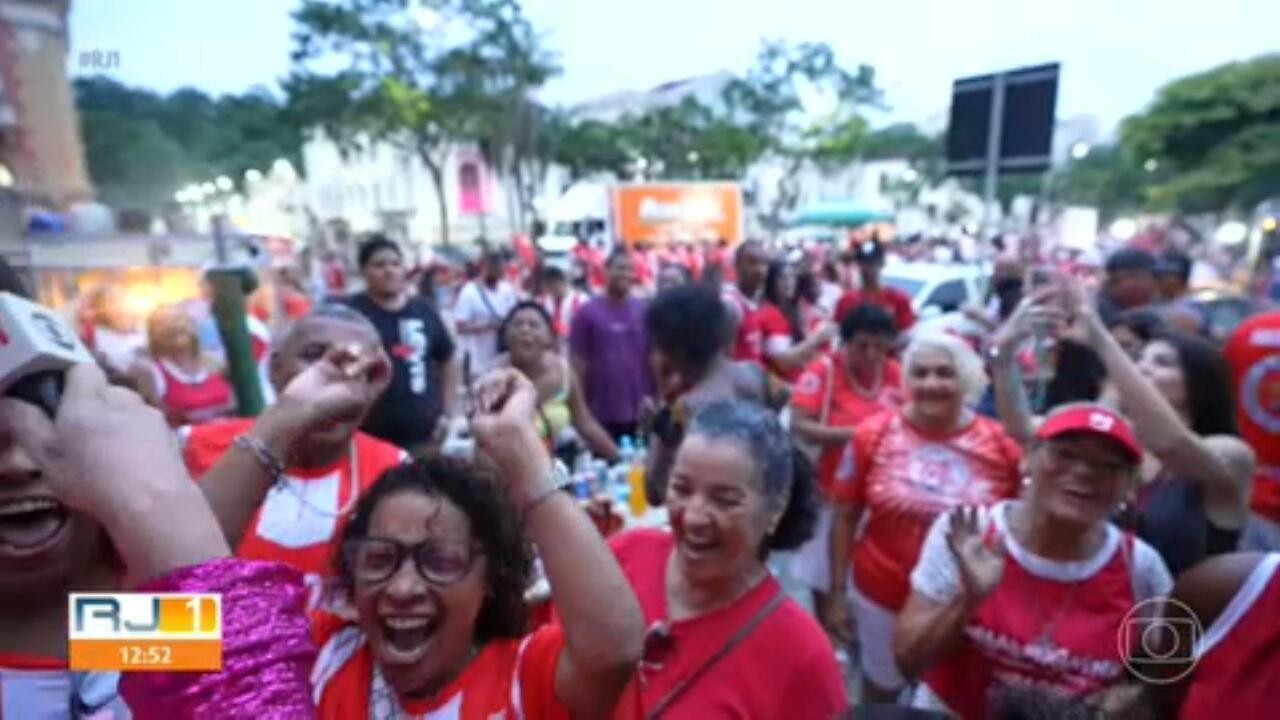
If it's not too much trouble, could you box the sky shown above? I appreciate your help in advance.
[69,0,1279,133]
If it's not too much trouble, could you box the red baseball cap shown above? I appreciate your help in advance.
[1035,404,1143,464]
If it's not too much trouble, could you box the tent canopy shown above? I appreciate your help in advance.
[790,201,893,228]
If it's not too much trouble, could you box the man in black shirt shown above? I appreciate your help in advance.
[346,236,458,453]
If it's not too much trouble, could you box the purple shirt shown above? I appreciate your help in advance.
[570,296,653,425]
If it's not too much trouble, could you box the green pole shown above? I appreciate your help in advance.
[207,217,264,416]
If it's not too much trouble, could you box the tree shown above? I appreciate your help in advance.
[286,0,558,244]
[1122,53,1280,213]
[721,40,884,229]
[75,76,301,213]
[1050,144,1152,222]
[539,111,634,179]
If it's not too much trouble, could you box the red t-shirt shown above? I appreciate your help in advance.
[1224,312,1280,522]
[832,412,1021,610]
[610,529,848,719]
[573,245,606,292]
[722,285,764,365]
[834,287,916,331]
[1180,553,1280,718]
[791,353,903,495]
[310,612,572,719]
[758,303,802,382]
[181,419,407,585]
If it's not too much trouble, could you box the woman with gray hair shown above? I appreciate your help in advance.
[820,331,1023,704]
[610,399,848,717]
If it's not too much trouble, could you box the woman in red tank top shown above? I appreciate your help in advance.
[897,403,1173,719]
[136,305,235,426]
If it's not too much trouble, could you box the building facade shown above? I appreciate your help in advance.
[0,0,91,209]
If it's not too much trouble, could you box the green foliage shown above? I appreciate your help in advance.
[74,76,302,213]
[1050,144,1152,222]
[286,0,559,242]
[1122,53,1280,212]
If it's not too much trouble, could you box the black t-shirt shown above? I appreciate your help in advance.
[346,293,455,449]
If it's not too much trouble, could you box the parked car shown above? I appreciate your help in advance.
[875,261,992,344]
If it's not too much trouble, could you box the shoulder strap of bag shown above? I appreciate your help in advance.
[819,354,836,426]
[474,282,501,320]
[648,590,785,719]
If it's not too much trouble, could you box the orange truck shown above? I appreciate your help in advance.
[611,182,744,247]
[538,181,744,257]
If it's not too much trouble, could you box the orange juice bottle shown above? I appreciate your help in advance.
[627,440,649,518]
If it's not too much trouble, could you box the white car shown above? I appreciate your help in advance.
[879,261,991,341]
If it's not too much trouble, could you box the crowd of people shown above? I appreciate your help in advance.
[0,224,1278,719]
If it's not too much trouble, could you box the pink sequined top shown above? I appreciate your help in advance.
[119,558,317,719]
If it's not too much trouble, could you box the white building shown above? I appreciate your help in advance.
[301,131,556,250]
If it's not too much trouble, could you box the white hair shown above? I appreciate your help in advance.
[902,331,989,405]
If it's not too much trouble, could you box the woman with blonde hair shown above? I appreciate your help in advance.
[135,304,235,426]
[820,331,1023,702]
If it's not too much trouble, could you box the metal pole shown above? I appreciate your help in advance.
[981,74,1007,239]
[208,213,265,416]
[213,211,229,264]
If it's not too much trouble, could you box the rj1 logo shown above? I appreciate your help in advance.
[70,593,220,638]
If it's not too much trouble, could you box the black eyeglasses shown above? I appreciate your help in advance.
[344,537,482,587]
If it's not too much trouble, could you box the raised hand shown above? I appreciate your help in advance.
[991,285,1064,356]
[272,342,391,436]
[1057,274,1101,346]
[34,363,227,584]
[945,506,1005,603]
[38,363,194,516]
[469,368,550,502]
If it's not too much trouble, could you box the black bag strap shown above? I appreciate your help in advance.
[647,589,786,719]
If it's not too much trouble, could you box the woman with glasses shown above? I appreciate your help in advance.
[820,332,1023,703]
[137,355,645,718]
[611,400,847,718]
[895,403,1173,719]
[310,369,644,718]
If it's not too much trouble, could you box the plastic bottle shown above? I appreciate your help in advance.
[627,439,649,518]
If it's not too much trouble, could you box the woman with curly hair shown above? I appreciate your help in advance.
[643,284,788,505]
[612,400,847,717]
[306,370,645,718]
[124,359,645,719]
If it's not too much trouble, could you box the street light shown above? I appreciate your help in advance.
[1143,158,1159,173]
[245,168,263,184]
[215,175,234,193]
[1070,142,1090,160]
[686,151,700,164]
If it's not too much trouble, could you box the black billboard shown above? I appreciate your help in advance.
[946,63,1060,176]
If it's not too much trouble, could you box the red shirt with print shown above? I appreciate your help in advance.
[834,287,916,331]
[791,353,902,495]
[722,285,764,365]
[610,529,847,719]
[181,419,406,582]
[758,303,802,381]
[1224,312,1280,522]
[831,412,1021,610]
[310,612,578,720]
